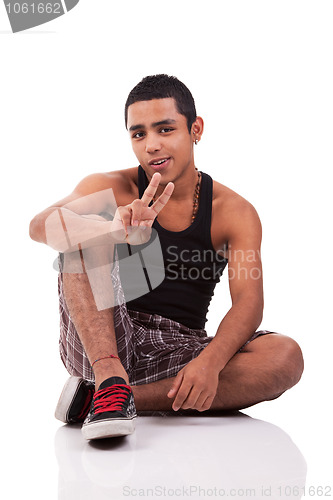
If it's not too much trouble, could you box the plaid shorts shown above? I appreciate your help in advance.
[58,257,273,386]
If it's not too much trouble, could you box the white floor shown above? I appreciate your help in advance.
[55,415,305,500]
[3,366,331,500]
[54,410,307,500]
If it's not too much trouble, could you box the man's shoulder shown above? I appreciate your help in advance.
[212,179,257,215]
[75,167,138,201]
[211,179,261,245]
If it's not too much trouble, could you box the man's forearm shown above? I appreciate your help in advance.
[30,207,119,252]
[198,296,263,371]
[45,208,116,252]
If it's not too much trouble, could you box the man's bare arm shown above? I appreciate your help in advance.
[199,200,264,370]
[29,171,174,252]
[168,199,264,411]
[29,172,120,248]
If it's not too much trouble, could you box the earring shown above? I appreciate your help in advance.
[195,139,198,145]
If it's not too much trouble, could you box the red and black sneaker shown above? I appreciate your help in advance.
[55,376,94,424]
[82,376,137,440]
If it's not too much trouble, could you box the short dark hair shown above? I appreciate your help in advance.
[125,74,197,133]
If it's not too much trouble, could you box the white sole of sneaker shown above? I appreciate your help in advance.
[55,376,83,423]
[82,417,136,440]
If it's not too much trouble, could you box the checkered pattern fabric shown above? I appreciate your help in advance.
[58,256,272,386]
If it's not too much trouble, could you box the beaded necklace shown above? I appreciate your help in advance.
[191,168,202,223]
[153,168,202,224]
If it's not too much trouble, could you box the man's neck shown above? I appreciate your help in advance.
[154,166,199,203]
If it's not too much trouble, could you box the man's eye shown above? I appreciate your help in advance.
[160,128,174,133]
[133,132,144,139]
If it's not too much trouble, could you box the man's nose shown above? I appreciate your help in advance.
[145,133,162,153]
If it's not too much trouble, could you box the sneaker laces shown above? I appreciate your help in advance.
[93,384,132,414]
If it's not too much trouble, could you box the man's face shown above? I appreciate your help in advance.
[127,98,195,184]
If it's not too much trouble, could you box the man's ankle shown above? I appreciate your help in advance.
[94,367,129,391]
[92,356,130,390]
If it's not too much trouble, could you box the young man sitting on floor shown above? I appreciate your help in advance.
[29,74,304,440]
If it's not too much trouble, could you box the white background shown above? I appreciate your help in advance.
[1,1,332,498]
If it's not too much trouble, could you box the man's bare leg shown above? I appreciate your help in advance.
[131,334,304,412]
[62,271,128,390]
[62,267,304,412]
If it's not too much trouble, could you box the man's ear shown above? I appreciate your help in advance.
[191,116,204,144]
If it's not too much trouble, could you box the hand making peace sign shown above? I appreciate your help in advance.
[112,173,174,244]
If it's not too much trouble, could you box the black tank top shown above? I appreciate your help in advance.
[122,165,228,329]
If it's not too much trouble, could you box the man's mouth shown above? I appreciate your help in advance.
[148,157,171,170]
[149,157,170,166]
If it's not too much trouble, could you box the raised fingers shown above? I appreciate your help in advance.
[140,172,162,206]
[151,181,174,215]
[130,199,142,226]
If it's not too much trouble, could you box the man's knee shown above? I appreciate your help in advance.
[276,335,304,389]
[251,333,304,391]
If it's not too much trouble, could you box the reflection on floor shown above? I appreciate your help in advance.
[55,410,307,500]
